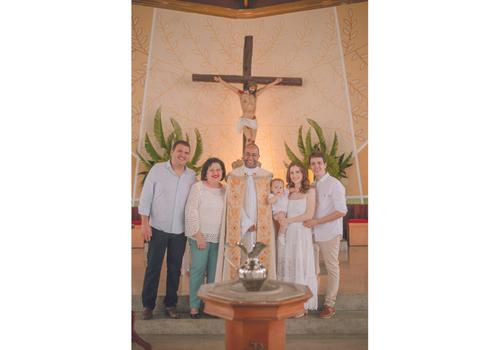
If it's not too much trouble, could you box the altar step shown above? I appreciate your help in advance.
[132,245,367,336]
[133,310,367,335]
[132,293,367,313]
[133,334,368,350]
[132,293,367,335]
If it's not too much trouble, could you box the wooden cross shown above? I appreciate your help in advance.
[193,35,302,165]
[192,35,302,89]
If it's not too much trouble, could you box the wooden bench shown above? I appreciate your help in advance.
[348,218,368,246]
[132,220,144,249]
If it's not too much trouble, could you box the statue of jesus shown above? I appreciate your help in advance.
[214,76,282,146]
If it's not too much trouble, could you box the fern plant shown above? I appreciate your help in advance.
[284,119,353,180]
[136,108,203,183]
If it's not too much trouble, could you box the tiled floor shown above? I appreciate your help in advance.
[132,334,368,350]
[131,243,368,350]
[132,244,367,296]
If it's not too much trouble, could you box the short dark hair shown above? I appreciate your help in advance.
[309,151,326,164]
[244,143,260,155]
[201,157,226,182]
[172,140,190,151]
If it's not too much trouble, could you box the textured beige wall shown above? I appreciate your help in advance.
[132,5,154,197]
[337,2,368,199]
[358,144,368,195]
[132,5,368,202]
[132,5,154,151]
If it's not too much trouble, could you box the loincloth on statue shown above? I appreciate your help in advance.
[236,116,257,133]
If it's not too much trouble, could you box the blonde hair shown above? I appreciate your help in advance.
[271,178,284,186]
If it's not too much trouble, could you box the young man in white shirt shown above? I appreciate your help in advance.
[304,151,348,319]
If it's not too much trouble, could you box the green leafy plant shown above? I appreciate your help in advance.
[284,119,353,180]
[136,108,203,183]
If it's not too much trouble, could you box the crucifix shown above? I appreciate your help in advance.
[192,35,302,153]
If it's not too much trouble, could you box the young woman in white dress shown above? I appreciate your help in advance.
[277,162,318,316]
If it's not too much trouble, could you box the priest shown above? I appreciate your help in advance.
[215,143,276,282]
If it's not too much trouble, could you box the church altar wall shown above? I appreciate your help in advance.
[357,144,368,195]
[337,2,368,202]
[132,5,154,200]
[132,4,368,203]
[337,2,368,150]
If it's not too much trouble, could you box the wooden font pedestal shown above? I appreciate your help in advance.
[198,280,311,350]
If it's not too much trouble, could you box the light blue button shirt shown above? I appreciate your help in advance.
[138,161,196,234]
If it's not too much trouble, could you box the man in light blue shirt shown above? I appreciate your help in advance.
[139,140,196,320]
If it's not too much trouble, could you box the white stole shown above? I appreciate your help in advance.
[241,166,258,251]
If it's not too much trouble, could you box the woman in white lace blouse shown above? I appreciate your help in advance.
[184,158,226,319]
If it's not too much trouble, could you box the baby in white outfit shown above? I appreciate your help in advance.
[269,178,288,278]
[268,178,289,236]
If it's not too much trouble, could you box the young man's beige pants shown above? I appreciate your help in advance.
[315,235,342,307]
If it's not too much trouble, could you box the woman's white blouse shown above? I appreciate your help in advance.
[184,181,225,243]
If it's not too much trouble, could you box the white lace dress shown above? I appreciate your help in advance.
[278,197,318,311]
